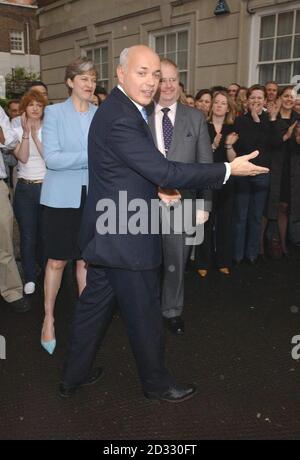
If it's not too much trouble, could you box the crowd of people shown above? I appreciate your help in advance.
[182,81,300,272]
[0,47,299,401]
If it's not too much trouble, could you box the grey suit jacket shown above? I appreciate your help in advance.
[148,102,213,211]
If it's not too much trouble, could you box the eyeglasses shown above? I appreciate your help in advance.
[160,78,178,84]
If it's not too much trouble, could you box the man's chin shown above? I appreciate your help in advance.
[139,98,152,106]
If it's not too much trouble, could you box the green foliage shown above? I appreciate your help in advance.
[0,98,8,109]
[5,66,40,99]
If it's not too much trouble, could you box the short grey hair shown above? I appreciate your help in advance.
[65,57,97,83]
[119,48,129,68]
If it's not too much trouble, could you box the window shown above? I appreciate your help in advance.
[258,9,300,85]
[86,46,109,90]
[151,29,189,90]
[10,31,24,54]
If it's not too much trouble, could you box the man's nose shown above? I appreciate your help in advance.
[146,75,156,86]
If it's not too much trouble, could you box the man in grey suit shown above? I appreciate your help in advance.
[148,58,212,335]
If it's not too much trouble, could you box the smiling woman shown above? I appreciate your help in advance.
[39,57,98,355]
[65,57,98,110]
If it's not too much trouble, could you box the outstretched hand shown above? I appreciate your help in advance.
[230,150,269,176]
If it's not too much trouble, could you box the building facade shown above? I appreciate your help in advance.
[0,0,40,83]
[36,0,300,101]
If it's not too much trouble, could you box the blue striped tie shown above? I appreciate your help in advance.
[141,107,148,124]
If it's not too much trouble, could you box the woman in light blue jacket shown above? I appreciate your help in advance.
[40,57,97,354]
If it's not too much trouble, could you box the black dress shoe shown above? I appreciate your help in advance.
[144,384,197,403]
[10,297,31,313]
[166,316,184,335]
[59,367,104,398]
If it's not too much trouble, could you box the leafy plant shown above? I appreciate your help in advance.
[5,66,40,99]
[0,98,8,109]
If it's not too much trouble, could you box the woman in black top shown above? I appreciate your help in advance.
[233,84,272,263]
[196,91,238,277]
[265,86,300,255]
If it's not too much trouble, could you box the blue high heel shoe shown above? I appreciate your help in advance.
[41,338,56,355]
[41,320,56,355]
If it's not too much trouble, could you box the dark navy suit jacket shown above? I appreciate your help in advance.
[80,87,226,270]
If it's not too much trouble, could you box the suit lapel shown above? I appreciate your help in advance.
[147,104,158,148]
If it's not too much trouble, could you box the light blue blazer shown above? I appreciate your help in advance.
[40,97,97,208]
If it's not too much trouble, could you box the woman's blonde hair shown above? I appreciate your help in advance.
[208,90,236,125]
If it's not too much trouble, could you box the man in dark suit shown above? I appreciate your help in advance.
[148,58,212,335]
[59,45,269,402]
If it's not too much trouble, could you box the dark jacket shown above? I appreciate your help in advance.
[234,111,273,168]
[80,87,226,270]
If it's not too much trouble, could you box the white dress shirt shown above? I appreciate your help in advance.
[0,106,18,151]
[0,152,7,179]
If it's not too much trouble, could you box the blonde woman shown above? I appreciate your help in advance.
[196,91,238,277]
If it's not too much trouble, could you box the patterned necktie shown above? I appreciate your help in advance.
[141,107,148,124]
[162,107,173,154]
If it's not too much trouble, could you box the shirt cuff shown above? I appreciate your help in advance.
[223,162,231,184]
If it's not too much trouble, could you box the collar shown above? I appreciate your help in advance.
[155,101,177,115]
[118,85,144,113]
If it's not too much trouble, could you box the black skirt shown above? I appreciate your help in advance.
[279,155,291,205]
[43,187,86,261]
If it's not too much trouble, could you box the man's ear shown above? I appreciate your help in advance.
[117,65,124,85]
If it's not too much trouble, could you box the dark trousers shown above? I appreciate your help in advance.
[13,181,43,283]
[61,265,174,393]
[233,174,270,261]
[196,181,234,269]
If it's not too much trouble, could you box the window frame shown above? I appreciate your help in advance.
[149,26,190,92]
[249,2,300,86]
[10,30,25,55]
[83,45,109,91]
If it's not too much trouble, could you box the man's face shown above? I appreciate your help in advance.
[31,85,49,102]
[117,46,161,106]
[8,102,20,119]
[158,62,180,107]
[266,83,278,102]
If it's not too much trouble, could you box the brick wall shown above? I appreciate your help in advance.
[36,0,57,6]
[0,3,39,55]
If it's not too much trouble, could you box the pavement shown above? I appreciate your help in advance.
[1,251,300,440]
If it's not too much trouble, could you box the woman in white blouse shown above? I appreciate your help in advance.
[13,90,47,295]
